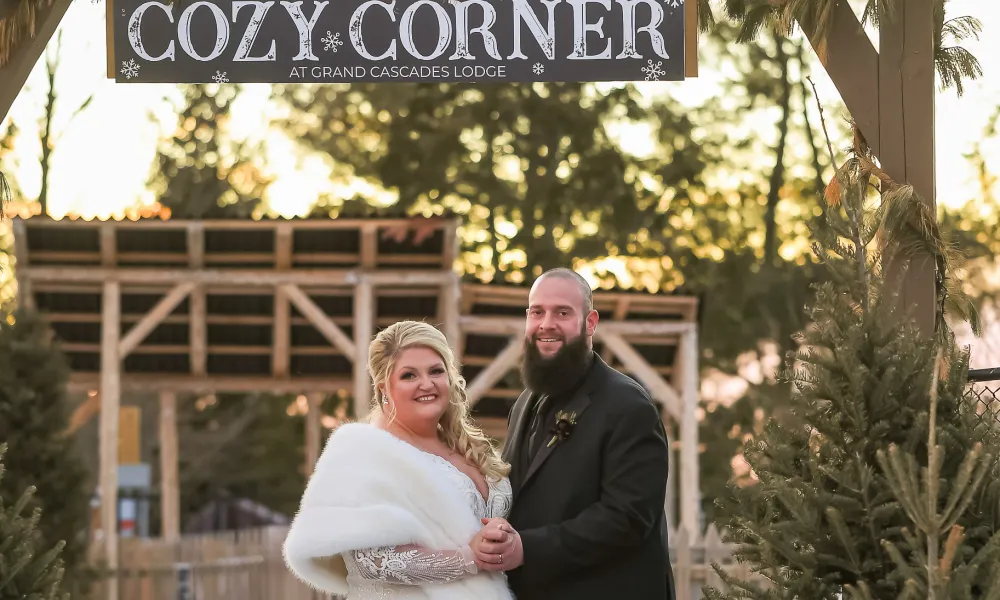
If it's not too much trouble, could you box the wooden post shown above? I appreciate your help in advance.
[100,223,116,268]
[273,224,292,377]
[11,219,34,309]
[158,391,179,542]
[878,0,937,333]
[353,280,374,418]
[677,328,700,539]
[440,273,462,356]
[803,2,936,333]
[305,394,324,476]
[187,224,206,376]
[99,280,121,599]
[360,224,378,268]
[272,286,290,378]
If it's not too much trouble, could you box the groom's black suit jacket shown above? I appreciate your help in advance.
[501,355,676,600]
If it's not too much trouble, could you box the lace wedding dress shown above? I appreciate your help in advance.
[342,452,513,598]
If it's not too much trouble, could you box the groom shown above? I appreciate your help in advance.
[476,268,676,600]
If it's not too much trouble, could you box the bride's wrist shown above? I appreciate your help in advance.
[459,544,478,574]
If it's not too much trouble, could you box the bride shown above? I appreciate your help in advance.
[283,320,517,599]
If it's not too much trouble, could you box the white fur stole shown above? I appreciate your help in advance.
[282,423,513,599]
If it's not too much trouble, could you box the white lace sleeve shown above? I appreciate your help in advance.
[350,544,477,585]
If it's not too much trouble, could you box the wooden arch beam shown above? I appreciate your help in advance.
[597,331,682,420]
[118,283,195,359]
[0,0,74,123]
[466,336,523,406]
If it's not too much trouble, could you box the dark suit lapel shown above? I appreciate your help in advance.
[521,385,592,489]
[502,390,538,493]
[502,391,534,461]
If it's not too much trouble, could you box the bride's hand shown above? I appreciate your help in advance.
[471,518,517,571]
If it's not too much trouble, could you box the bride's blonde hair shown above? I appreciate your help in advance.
[367,320,510,481]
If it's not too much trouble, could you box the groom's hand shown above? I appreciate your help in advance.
[473,518,523,572]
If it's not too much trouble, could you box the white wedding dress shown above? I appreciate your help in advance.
[342,452,513,598]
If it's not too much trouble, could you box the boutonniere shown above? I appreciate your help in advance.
[547,410,578,448]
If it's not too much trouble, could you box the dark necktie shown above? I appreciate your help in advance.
[526,394,551,460]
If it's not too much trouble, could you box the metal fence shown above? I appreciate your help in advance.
[967,367,1000,441]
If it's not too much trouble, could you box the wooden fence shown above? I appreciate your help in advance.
[91,525,765,600]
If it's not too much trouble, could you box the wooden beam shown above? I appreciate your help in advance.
[158,391,180,542]
[100,223,116,267]
[189,289,207,376]
[104,0,114,76]
[11,219,33,309]
[68,373,352,395]
[17,216,456,230]
[461,315,693,338]
[601,297,631,363]
[187,223,207,376]
[99,280,121,595]
[272,286,290,377]
[118,283,195,359]
[684,0,698,78]
[304,393,324,476]
[353,280,374,419]
[440,274,461,355]
[283,284,357,361]
[878,0,936,333]
[25,266,454,286]
[597,331,682,419]
[272,221,292,378]
[67,393,100,435]
[441,220,458,269]
[360,223,377,268]
[800,1,880,155]
[676,328,700,540]
[466,337,523,406]
[0,0,73,122]
[274,222,292,270]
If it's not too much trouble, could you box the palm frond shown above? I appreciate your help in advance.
[936,46,983,97]
[0,169,9,221]
[941,16,983,43]
[698,0,717,32]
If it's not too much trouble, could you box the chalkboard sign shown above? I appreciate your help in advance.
[110,0,687,83]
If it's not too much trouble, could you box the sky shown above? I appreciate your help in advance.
[2,0,999,220]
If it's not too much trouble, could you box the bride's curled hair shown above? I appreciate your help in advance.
[367,320,510,482]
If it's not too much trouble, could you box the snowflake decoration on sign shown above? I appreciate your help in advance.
[212,71,229,84]
[120,59,140,79]
[667,0,683,5]
[532,63,544,75]
[322,31,343,52]
[642,59,665,81]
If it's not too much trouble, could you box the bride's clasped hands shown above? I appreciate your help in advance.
[471,517,523,572]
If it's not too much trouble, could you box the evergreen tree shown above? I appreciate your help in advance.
[275,82,709,282]
[148,84,271,219]
[0,310,91,596]
[0,444,68,600]
[705,125,1000,598]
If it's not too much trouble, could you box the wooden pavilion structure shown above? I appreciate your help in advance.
[12,215,702,598]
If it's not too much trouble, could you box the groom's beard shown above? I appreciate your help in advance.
[520,325,592,395]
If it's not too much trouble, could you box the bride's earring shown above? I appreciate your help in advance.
[381,394,388,405]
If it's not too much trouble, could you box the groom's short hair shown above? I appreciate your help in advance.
[536,268,594,313]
